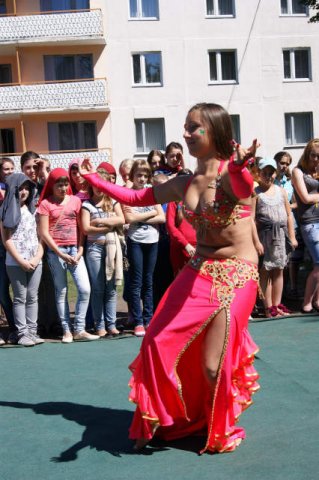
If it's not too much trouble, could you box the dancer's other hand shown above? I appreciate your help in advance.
[79,158,96,176]
[232,139,260,166]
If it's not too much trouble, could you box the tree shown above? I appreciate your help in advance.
[300,1,319,22]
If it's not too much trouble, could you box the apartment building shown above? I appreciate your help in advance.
[0,0,110,169]
[105,0,319,168]
[1,0,318,171]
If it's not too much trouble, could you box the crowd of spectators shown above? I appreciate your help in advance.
[0,139,318,346]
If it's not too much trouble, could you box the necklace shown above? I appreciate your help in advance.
[207,170,222,190]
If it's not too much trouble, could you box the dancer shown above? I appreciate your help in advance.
[80,103,260,454]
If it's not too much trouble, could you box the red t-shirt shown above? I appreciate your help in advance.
[37,195,81,246]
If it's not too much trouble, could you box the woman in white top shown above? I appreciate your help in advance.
[0,173,44,347]
[123,160,165,337]
[81,172,125,336]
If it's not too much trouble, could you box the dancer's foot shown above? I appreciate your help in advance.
[133,438,149,451]
[133,423,159,451]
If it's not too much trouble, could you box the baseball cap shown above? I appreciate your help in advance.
[258,157,277,170]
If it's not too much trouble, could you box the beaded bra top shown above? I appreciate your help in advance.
[182,160,251,232]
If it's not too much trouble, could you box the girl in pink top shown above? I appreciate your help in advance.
[37,168,99,343]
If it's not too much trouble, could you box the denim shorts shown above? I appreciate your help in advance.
[300,222,319,264]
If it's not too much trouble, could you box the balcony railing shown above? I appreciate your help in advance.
[6,149,111,171]
[0,9,104,44]
[0,78,108,114]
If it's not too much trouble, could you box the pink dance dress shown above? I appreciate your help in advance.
[128,255,259,453]
[129,162,260,453]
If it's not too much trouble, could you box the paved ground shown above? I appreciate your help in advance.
[1,314,319,480]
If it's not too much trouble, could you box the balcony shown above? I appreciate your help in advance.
[9,150,111,171]
[0,79,108,115]
[0,9,104,45]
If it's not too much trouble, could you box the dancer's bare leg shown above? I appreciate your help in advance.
[202,308,227,389]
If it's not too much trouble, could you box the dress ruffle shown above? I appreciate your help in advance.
[205,328,260,453]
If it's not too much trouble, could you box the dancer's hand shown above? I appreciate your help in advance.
[232,139,260,165]
[79,158,96,176]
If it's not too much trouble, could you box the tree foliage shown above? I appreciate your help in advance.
[300,0,319,22]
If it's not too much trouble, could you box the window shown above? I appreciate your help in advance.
[283,48,311,80]
[230,115,241,143]
[48,121,97,152]
[0,129,15,154]
[0,64,12,84]
[129,0,159,19]
[285,113,313,145]
[0,0,7,14]
[280,0,307,15]
[209,50,237,83]
[40,0,89,12]
[132,53,162,86]
[44,55,93,81]
[135,119,165,153]
[206,0,234,16]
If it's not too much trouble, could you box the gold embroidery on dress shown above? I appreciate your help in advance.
[189,256,259,306]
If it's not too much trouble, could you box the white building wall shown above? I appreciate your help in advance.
[105,0,319,170]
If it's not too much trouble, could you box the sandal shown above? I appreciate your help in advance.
[277,304,292,316]
[265,306,281,318]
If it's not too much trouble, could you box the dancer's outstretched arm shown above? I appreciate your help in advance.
[80,159,186,206]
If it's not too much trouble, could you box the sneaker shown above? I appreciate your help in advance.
[6,331,18,345]
[18,335,35,347]
[73,331,100,341]
[0,333,5,346]
[62,332,73,344]
[134,326,145,337]
[30,335,45,345]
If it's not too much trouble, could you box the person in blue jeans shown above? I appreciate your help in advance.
[37,168,99,344]
[123,160,165,337]
[81,172,124,337]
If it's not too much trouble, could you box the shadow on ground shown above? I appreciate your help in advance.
[0,401,135,461]
[0,400,208,460]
